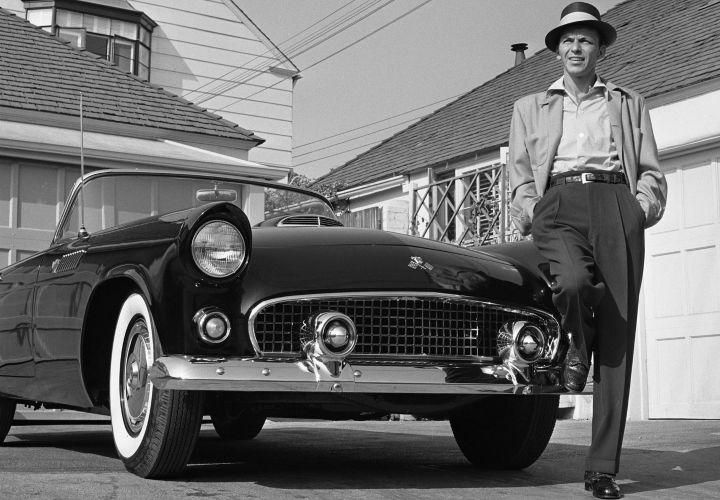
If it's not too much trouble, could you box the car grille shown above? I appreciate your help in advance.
[250,294,559,359]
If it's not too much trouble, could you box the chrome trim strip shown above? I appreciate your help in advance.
[148,355,585,395]
[247,291,561,358]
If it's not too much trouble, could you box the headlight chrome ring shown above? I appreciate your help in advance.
[191,220,246,278]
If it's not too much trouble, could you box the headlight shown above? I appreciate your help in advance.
[191,220,246,278]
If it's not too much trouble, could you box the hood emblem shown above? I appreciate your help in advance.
[408,256,434,272]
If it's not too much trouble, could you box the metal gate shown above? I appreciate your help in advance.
[408,162,523,246]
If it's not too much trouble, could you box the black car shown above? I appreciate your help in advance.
[0,169,572,478]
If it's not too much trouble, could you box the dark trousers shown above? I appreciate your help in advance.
[531,181,645,474]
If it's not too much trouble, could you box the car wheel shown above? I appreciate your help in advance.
[109,293,204,478]
[0,397,16,444]
[450,394,559,470]
[210,409,265,440]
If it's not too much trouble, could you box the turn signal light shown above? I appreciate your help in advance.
[193,308,231,344]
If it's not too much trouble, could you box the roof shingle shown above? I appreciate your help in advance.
[318,0,720,188]
[0,8,262,144]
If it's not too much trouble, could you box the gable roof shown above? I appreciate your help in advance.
[0,8,263,144]
[317,0,720,189]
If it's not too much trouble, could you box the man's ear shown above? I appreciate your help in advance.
[599,45,607,58]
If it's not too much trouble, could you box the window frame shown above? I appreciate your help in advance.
[23,1,155,80]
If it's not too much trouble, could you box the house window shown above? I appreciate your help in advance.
[24,1,156,81]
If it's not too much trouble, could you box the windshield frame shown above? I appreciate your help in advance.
[53,169,336,244]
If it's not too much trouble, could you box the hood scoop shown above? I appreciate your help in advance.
[277,216,344,227]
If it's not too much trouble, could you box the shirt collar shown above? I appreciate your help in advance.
[547,75,607,95]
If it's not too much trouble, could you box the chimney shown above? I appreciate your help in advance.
[511,43,528,66]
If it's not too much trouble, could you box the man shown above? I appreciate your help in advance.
[508,2,667,499]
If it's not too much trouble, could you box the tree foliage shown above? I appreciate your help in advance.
[264,172,347,215]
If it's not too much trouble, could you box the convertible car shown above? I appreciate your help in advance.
[0,168,573,478]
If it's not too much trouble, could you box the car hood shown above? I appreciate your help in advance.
[241,227,548,308]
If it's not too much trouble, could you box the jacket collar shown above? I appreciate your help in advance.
[538,74,628,170]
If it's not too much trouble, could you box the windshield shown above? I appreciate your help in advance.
[57,172,336,241]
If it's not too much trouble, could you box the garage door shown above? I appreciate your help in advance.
[644,152,720,419]
[0,161,79,266]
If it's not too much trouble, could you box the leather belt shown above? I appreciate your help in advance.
[549,171,627,188]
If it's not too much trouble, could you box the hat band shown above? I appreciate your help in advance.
[559,11,602,25]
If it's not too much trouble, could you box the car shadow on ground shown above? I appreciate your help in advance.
[185,427,720,495]
[5,424,720,495]
[5,426,118,459]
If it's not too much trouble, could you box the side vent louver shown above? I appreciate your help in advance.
[51,250,85,273]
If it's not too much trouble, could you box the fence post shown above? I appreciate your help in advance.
[407,180,416,236]
[499,147,509,244]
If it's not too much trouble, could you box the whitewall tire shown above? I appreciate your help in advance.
[109,293,203,478]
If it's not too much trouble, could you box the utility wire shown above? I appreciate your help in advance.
[294,93,458,150]
[293,140,384,168]
[289,0,393,58]
[187,0,394,104]
[212,0,434,113]
[303,0,432,73]
[293,116,420,158]
[201,0,391,102]
[183,0,354,101]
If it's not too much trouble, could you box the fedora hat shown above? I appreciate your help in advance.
[545,2,617,51]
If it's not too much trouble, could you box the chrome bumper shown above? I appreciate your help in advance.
[148,355,585,395]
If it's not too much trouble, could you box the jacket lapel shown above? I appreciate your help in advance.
[536,92,563,194]
[547,93,563,165]
[606,82,625,166]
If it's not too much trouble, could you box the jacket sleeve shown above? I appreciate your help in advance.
[634,97,667,228]
[508,99,541,236]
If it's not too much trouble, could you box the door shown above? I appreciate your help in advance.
[644,154,720,418]
[0,254,42,379]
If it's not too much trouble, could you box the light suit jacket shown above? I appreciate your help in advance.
[508,78,667,236]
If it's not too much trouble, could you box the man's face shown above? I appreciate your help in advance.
[557,26,605,80]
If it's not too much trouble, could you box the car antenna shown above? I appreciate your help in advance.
[77,92,89,238]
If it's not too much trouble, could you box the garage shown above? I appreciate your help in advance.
[643,149,720,418]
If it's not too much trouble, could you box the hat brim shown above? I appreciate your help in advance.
[545,20,617,51]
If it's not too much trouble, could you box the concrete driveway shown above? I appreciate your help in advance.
[1,411,719,499]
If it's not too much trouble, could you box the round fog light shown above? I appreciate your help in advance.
[205,317,227,340]
[514,323,545,362]
[313,312,357,357]
[324,321,350,348]
[497,320,546,363]
[193,308,231,344]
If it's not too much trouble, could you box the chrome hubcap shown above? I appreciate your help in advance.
[121,318,152,435]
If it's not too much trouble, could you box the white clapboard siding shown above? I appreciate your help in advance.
[132,0,295,168]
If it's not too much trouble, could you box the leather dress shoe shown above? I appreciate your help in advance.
[563,361,589,392]
[562,344,588,392]
[585,471,623,499]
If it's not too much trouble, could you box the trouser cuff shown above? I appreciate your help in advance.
[585,458,618,475]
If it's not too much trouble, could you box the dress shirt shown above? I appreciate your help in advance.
[550,77,622,175]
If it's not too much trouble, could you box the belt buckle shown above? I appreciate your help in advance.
[581,172,595,184]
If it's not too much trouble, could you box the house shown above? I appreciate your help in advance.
[0,2,297,261]
[317,0,720,420]
[1,0,299,169]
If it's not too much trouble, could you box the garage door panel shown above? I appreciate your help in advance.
[649,169,681,235]
[691,335,720,403]
[685,246,719,314]
[654,337,691,405]
[682,162,718,228]
[649,251,683,318]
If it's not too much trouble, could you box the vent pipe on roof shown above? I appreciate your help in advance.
[511,43,528,66]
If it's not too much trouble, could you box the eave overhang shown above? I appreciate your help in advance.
[0,120,289,180]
